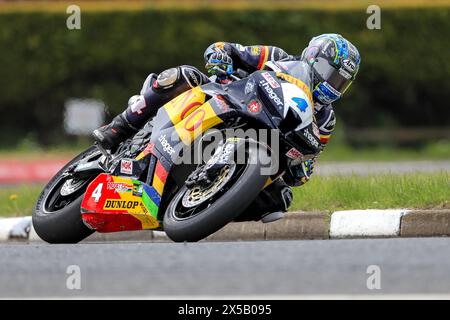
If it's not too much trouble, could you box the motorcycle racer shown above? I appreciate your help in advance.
[92,34,360,222]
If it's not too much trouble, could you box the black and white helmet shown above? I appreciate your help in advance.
[301,33,361,105]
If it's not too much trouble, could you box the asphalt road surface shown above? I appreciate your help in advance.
[1,238,450,298]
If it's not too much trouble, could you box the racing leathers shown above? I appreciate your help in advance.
[93,42,336,221]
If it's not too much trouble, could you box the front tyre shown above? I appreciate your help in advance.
[163,143,269,242]
[32,146,100,243]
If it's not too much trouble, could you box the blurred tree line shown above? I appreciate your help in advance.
[0,8,448,147]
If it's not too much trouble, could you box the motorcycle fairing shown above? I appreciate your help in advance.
[151,86,225,148]
[81,173,162,232]
[80,71,315,234]
[276,72,313,104]
[81,86,226,233]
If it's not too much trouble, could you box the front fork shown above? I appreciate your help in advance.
[186,137,282,190]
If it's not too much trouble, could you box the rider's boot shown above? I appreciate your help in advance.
[233,178,293,223]
[92,112,138,150]
[260,182,293,223]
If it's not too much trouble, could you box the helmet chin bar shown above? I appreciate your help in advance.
[313,82,342,105]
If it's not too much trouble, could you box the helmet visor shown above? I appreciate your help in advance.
[313,57,353,94]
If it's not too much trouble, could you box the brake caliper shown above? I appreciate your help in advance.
[185,140,237,189]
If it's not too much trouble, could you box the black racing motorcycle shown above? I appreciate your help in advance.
[32,61,322,243]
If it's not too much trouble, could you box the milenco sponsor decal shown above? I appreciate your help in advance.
[103,199,140,210]
[261,72,280,88]
[107,182,133,193]
[158,134,176,155]
[259,80,283,106]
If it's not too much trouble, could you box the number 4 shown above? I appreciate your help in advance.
[91,183,103,202]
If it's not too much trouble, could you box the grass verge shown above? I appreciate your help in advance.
[291,171,449,212]
[0,172,448,218]
[0,185,43,218]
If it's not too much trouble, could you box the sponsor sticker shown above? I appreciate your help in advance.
[245,79,256,95]
[286,147,303,160]
[107,182,133,193]
[260,80,283,107]
[312,122,320,138]
[262,72,280,88]
[103,199,140,210]
[214,95,229,111]
[120,160,133,175]
[235,44,245,52]
[247,99,262,114]
[342,59,356,72]
[251,46,261,56]
[158,134,176,155]
[133,183,144,197]
[303,128,320,148]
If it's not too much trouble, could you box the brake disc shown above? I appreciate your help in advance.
[181,164,236,208]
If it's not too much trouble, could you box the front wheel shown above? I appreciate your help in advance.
[163,143,269,242]
[32,146,101,243]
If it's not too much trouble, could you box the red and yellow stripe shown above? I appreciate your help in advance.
[320,134,331,143]
[152,161,168,195]
[257,46,269,70]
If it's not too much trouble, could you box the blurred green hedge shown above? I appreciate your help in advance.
[0,8,449,146]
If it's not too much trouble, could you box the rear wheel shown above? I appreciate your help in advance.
[163,143,268,242]
[32,146,101,243]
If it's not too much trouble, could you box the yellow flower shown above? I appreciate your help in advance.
[9,194,18,201]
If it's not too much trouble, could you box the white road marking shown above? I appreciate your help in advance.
[330,209,408,238]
